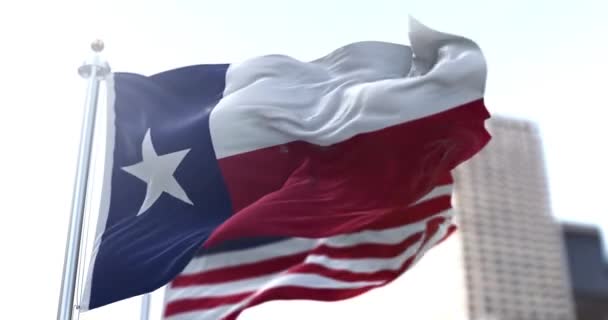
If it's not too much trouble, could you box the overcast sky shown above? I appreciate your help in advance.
[0,0,606,319]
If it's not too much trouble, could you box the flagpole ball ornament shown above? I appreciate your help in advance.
[78,39,111,79]
[91,39,104,52]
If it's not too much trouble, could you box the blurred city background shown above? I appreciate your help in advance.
[430,115,608,320]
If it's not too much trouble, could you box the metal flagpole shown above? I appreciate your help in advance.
[57,40,110,320]
[140,294,152,320]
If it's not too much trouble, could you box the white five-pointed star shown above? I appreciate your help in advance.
[122,129,194,216]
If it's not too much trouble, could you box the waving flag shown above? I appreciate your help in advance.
[81,17,490,312]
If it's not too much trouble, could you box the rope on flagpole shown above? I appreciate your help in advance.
[57,40,110,320]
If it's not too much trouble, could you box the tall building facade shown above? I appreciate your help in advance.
[452,116,577,320]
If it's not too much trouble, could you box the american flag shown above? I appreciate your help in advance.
[163,176,455,320]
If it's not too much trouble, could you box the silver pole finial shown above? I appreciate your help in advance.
[78,40,111,79]
[91,39,104,53]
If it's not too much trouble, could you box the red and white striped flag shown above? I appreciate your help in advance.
[164,177,456,319]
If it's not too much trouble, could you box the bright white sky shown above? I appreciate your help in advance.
[0,0,606,319]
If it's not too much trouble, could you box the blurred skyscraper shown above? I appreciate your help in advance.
[451,116,577,320]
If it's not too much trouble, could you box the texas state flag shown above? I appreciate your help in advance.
[80,18,491,310]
